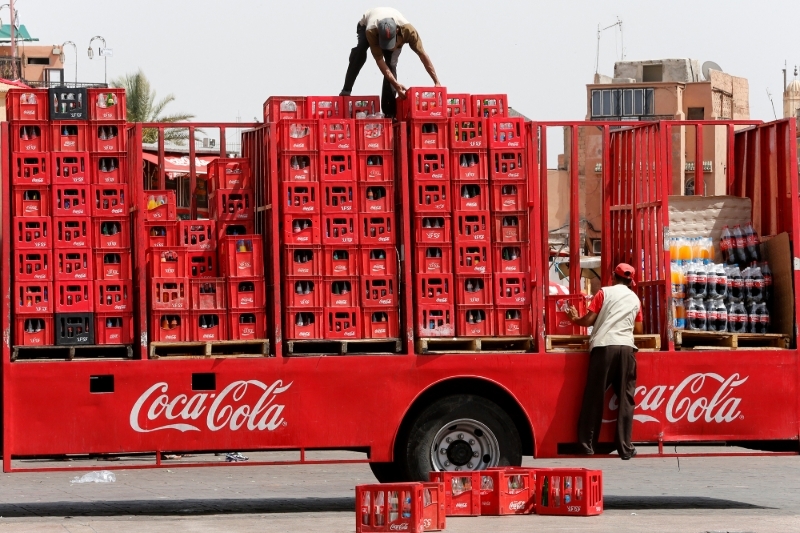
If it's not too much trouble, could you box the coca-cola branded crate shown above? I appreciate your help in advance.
[416,305,455,337]
[535,468,603,516]
[14,186,49,217]
[282,182,320,214]
[411,149,449,181]
[416,246,453,275]
[428,472,482,516]
[143,190,177,221]
[319,119,355,151]
[398,87,447,120]
[357,151,393,182]
[321,151,357,182]
[411,121,448,150]
[323,246,359,277]
[361,214,394,245]
[493,212,528,243]
[456,305,495,337]
[456,244,492,275]
[11,122,48,152]
[145,222,178,248]
[286,277,322,307]
[360,247,397,277]
[15,316,54,346]
[207,158,252,191]
[229,310,267,340]
[455,275,493,306]
[55,217,91,249]
[89,122,126,152]
[87,88,127,121]
[209,189,255,221]
[228,277,266,309]
[490,150,525,181]
[495,274,530,306]
[479,468,535,515]
[91,154,127,184]
[496,306,532,337]
[455,211,491,243]
[285,246,322,277]
[55,313,94,346]
[14,281,53,315]
[343,95,380,118]
[355,118,393,150]
[413,180,450,213]
[488,117,525,149]
[323,213,359,245]
[49,87,88,121]
[491,181,527,212]
[95,280,132,313]
[359,183,393,213]
[451,150,488,181]
[93,219,130,249]
[493,244,528,274]
[94,251,131,281]
[14,216,52,249]
[361,276,396,307]
[322,183,355,213]
[278,119,318,151]
[14,250,52,281]
[356,483,425,533]
[190,278,227,310]
[362,308,399,339]
[472,94,508,118]
[450,118,486,149]
[324,307,361,339]
[190,311,228,342]
[306,96,344,119]
[55,280,93,313]
[416,274,453,306]
[216,221,255,243]
[151,278,189,310]
[421,482,447,531]
[446,93,472,118]
[286,307,323,340]
[414,215,451,244]
[546,295,586,335]
[92,184,128,217]
[52,184,91,216]
[56,250,93,281]
[12,152,49,185]
[283,214,321,245]
[95,313,134,345]
[178,219,216,250]
[279,152,318,182]
[323,277,358,308]
[7,89,49,121]
[151,312,189,342]
[187,250,219,278]
[52,152,90,184]
[454,182,489,212]
[50,122,88,152]
[263,96,305,122]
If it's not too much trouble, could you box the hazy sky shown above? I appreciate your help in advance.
[16,0,800,124]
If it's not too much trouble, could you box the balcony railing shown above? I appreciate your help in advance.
[0,56,106,88]
[0,57,21,81]
[25,80,107,89]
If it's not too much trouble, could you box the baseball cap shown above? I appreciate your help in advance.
[614,263,636,286]
[377,18,397,50]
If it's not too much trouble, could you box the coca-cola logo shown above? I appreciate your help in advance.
[508,501,526,511]
[455,502,468,509]
[389,524,409,531]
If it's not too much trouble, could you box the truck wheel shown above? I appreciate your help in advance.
[400,394,522,481]
[369,461,404,483]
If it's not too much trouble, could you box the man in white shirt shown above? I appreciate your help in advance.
[566,263,643,460]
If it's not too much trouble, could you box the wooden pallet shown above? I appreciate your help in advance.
[12,344,133,361]
[416,336,534,354]
[286,338,402,356]
[545,334,661,353]
[675,331,790,350]
[149,340,269,359]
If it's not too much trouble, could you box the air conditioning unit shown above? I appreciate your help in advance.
[202,138,216,148]
[591,239,602,255]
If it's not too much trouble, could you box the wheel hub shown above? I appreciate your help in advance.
[430,418,500,472]
[445,439,473,466]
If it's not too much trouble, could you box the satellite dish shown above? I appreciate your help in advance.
[702,61,723,81]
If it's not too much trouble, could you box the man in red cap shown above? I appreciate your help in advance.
[566,263,643,460]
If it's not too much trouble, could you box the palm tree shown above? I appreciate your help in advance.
[111,69,195,144]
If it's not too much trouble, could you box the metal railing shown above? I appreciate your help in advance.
[25,81,107,89]
[0,57,21,80]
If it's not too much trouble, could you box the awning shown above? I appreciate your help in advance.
[0,24,38,42]
[141,152,218,175]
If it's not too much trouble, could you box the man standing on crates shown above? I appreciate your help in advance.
[340,7,441,119]
[566,263,643,460]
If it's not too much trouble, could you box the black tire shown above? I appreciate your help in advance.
[398,394,522,481]
[369,461,404,483]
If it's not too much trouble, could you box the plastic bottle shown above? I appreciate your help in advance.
[673,298,686,330]
[720,226,734,265]
[746,264,764,304]
[727,266,744,303]
[727,301,747,333]
[748,302,770,334]
[678,237,693,263]
[687,264,707,299]
[686,298,707,331]
[743,222,760,263]
[761,261,773,303]
[731,225,747,266]
[671,263,686,298]
[706,298,726,332]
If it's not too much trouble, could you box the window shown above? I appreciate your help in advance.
[687,107,704,120]
[27,57,50,65]
[591,88,655,118]
[642,64,663,82]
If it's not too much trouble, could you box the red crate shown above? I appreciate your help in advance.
[362,276,396,307]
[456,305,495,337]
[488,117,525,149]
[285,245,322,276]
[546,295,587,336]
[190,278,227,310]
[283,214,321,245]
[411,149,448,180]
[229,310,267,340]
[187,250,219,278]
[416,274,453,306]
[455,211,491,243]
[55,218,91,249]
[343,95,380,118]
[319,119,355,150]
[286,307,323,340]
[50,122,88,152]
[93,219,130,249]
[359,183,393,213]
[151,312,189,342]
[150,278,189,310]
[494,244,528,274]
[91,154,127,184]
[7,89,49,121]
[12,152,49,185]
[472,94,508,118]
[456,244,492,275]
[323,277,358,308]
[207,158,252,191]
[15,316,54,346]
[321,151,356,182]
[536,468,603,516]
[145,222,178,248]
[14,186,49,217]
[356,483,425,533]
[323,246,359,277]
[282,182,320,214]
[321,183,355,213]
[14,216,52,250]
[493,212,528,243]
[279,152,318,182]
[95,280,132,313]
[56,250,93,281]
[416,305,455,337]
[480,469,535,515]
[263,96,305,122]
[55,280,93,313]
[210,189,255,221]
[177,220,216,250]
[228,277,266,309]
[53,184,91,216]
[429,472,481,516]
[450,118,486,149]
[355,118,393,150]
[94,251,131,281]
[361,214,394,245]
[148,248,186,278]
[362,308,399,339]
[220,236,264,278]
[217,221,255,243]
[190,311,228,342]
[411,121,448,149]
[414,215,451,244]
[490,150,526,181]
[11,122,48,152]
[90,122,126,152]
[306,96,343,119]
[413,181,450,213]
[14,281,53,314]
[491,181,527,212]
[416,246,453,275]
[451,150,488,181]
[278,119,318,151]
[143,190,177,221]
[92,184,128,217]
[14,250,52,281]
[361,247,397,277]
[95,313,134,345]
[357,151,394,182]
[454,182,489,211]
[495,274,530,306]
[456,275,492,306]
[400,87,447,119]
[88,88,127,121]
[324,307,361,339]
[421,482,446,531]
[497,306,532,337]
[446,94,471,118]
[323,214,359,245]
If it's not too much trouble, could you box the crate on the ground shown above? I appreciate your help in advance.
[428,472,481,516]
[356,483,426,533]
[535,468,603,516]
[480,468,535,515]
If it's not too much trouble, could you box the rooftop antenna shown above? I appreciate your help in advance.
[783,60,787,91]
[595,17,624,74]
[701,60,723,81]
[766,88,777,120]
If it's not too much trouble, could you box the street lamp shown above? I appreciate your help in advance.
[60,40,77,85]
[88,35,107,85]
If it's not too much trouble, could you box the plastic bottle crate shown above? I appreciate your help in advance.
[362,308,399,339]
[546,295,587,336]
[56,250,93,280]
[357,151,394,182]
[306,96,343,119]
[456,305,495,336]
[324,307,361,339]
[472,94,508,118]
[321,151,357,182]
[229,310,267,340]
[359,183,393,213]
[411,149,449,180]
[428,472,482,516]
[356,483,425,533]
[497,306,532,337]
[95,313,134,345]
[282,182,320,214]
[50,122,88,152]
[456,244,492,275]
[455,211,491,243]
[91,154,127,184]
[151,312,189,342]
[207,158,252,191]
[536,468,603,516]
[493,213,528,243]
[490,150,526,181]
[87,88,127,121]
[14,186,49,217]
[190,311,228,341]
[177,219,216,250]
[90,122,126,152]
[150,278,189,310]
[11,122,48,152]
[263,96,305,122]
[287,307,323,340]
[454,182,489,211]
[14,250,52,281]
[55,281,93,313]
[92,184,128,217]
[488,117,525,149]
[49,87,88,121]
[355,118,393,150]
[413,180,450,213]
[143,190,177,221]
[210,189,255,221]
[322,183,355,213]
[93,219,130,249]
[479,469,535,515]
[53,184,91,216]
[95,280,132,313]
[285,245,322,276]
[55,217,91,249]
[15,316,54,346]
[323,246,359,277]
[14,216,52,249]
[148,248,187,278]
[279,153,318,182]
[446,94,472,118]
[7,89,49,121]
[343,95,380,118]
[451,150,488,181]
[216,221,255,243]
[415,215,451,244]
[450,118,486,149]
[14,281,53,314]
[494,244,528,274]
[491,181,527,212]
[319,119,355,150]
[399,87,447,119]
[416,305,455,337]
[12,152,49,185]
[190,278,227,310]
[323,277,358,308]
[416,246,453,275]
[416,274,453,306]
[361,247,397,277]
[187,250,219,278]
[94,251,131,281]
[228,277,266,309]
[52,152,90,184]
[420,482,446,531]
[278,119,318,151]
[323,214,359,245]
[220,236,264,278]
[283,214,321,245]
[361,214,394,245]
[456,275,493,306]
[411,121,448,149]
[145,222,178,248]
[495,274,530,306]
[361,276,396,307]
[55,313,94,346]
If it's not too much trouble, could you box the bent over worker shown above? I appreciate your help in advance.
[340,7,441,118]
[566,263,643,460]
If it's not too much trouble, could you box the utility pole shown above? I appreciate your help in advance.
[9,0,15,77]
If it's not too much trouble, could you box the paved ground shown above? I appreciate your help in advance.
[0,447,798,532]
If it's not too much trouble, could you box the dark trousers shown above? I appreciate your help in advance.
[577,345,637,458]
[341,24,401,118]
